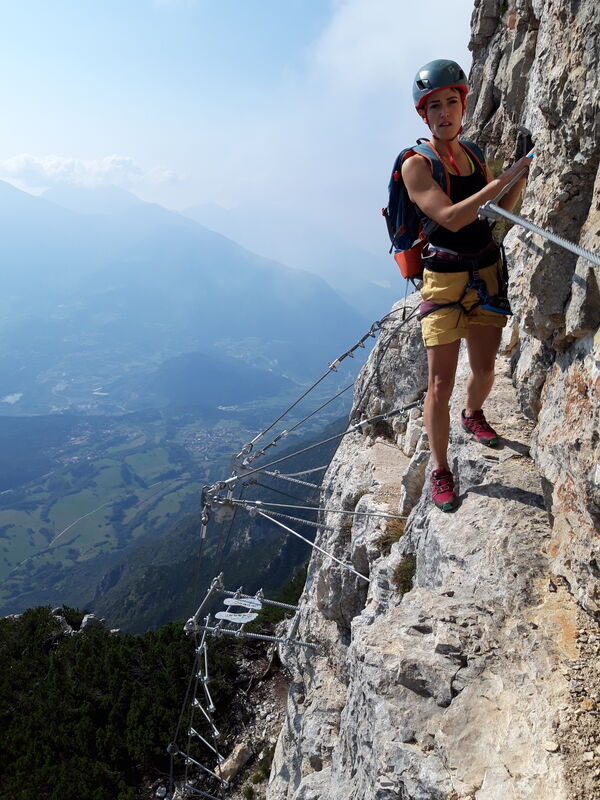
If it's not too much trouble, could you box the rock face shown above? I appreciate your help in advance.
[266,2,600,799]
[468,0,600,620]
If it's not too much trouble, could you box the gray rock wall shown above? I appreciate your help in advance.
[267,2,600,798]
[466,0,600,617]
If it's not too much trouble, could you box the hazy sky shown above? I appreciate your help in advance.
[0,0,474,251]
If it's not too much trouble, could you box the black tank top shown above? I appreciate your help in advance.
[425,168,493,254]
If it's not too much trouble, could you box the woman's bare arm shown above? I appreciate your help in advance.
[486,164,528,212]
[402,155,530,232]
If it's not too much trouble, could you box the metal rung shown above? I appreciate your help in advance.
[182,752,229,786]
[196,623,316,649]
[221,588,298,612]
[188,728,224,762]
[223,596,263,611]
[215,610,258,624]
[182,786,221,800]
[192,699,219,737]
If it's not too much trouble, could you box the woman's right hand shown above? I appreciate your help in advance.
[492,155,532,210]
[498,155,531,187]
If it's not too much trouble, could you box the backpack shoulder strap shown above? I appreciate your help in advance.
[411,140,449,195]
[404,140,448,237]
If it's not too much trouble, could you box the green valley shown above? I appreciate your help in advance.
[0,408,254,611]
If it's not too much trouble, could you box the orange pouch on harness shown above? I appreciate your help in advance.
[394,239,426,279]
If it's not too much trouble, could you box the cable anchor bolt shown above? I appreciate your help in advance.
[234,442,253,459]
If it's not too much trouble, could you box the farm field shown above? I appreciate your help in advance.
[0,381,352,618]
[0,408,254,610]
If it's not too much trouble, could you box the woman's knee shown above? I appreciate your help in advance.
[469,362,496,383]
[427,373,455,405]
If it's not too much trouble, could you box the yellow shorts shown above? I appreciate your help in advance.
[419,260,508,347]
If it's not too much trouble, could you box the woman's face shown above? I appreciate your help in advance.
[421,88,464,139]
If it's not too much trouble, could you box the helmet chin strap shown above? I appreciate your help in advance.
[445,125,463,173]
[423,113,464,174]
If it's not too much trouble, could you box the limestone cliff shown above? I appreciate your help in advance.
[266,1,600,799]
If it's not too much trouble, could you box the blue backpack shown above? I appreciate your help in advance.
[382,138,486,281]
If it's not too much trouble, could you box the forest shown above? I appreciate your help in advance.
[0,606,236,800]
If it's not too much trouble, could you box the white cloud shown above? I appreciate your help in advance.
[311,0,420,95]
[0,153,176,191]
[210,0,475,249]
[310,0,473,98]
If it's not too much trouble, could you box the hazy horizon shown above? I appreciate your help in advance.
[0,0,473,255]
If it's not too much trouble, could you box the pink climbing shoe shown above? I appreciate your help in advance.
[461,409,499,447]
[431,467,457,512]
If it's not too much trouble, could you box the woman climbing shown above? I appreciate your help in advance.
[401,59,531,511]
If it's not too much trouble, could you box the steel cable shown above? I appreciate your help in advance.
[256,510,370,583]
[232,498,408,520]
[244,382,354,465]
[233,308,406,460]
[169,642,202,794]
[213,486,245,578]
[259,470,321,489]
[221,402,420,490]
[352,304,421,419]
[479,202,600,267]
[232,500,336,533]
[248,481,319,505]
[278,465,329,476]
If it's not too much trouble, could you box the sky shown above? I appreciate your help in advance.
[0,0,474,252]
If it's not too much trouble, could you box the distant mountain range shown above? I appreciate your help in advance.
[0,181,369,415]
[106,350,293,411]
[182,201,401,319]
[0,183,362,627]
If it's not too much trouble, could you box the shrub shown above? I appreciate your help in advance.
[352,489,371,508]
[340,518,353,540]
[392,554,416,595]
[375,519,406,555]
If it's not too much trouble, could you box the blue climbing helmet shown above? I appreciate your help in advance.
[412,59,468,111]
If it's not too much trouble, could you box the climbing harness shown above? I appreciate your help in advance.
[418,240,512,321]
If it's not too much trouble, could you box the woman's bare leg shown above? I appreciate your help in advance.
[424,340,461,469]
[465,326,502,414]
